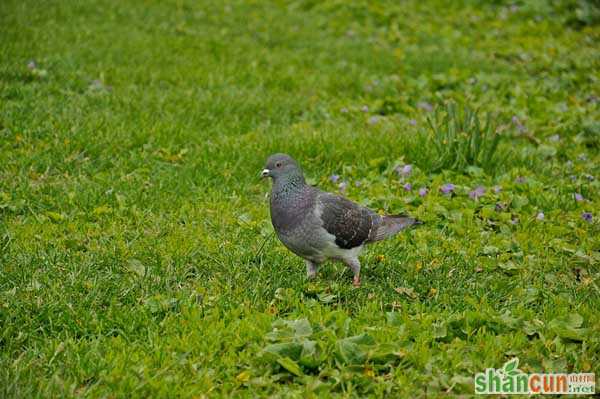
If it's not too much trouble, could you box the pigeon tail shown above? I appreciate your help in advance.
[369,214,421,242]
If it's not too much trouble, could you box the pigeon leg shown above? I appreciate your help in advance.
[343,258,361,287]
[305,260,319,279]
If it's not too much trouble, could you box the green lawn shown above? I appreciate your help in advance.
[1,0,599,397]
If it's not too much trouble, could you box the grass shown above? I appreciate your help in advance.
[1,0,599,397]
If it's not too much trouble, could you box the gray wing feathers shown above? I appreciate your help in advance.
[318,193,376,249]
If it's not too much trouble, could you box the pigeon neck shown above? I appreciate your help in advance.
[273,173,305,196]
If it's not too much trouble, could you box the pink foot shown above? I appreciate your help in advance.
[353,275,361,288]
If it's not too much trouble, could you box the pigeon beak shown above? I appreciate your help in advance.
[261,169,270,178]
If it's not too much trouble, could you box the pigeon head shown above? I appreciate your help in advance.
[262,153,304,182]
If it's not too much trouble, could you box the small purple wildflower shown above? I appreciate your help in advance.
[418,187,428,197]
[354,181,361,187]
[469,186,486,200]
[493,185,502,194]
[585,174,594,181]
[361,105,369,113]
[340,107,349,113]
[510,218,519,225]
[582,212,592,222]
[515,176,526,184]
[89,79,105,91]
[400,164,412,177]
[338,181,348,192]
[403,183,412,191]
[512,116,527,133]
[329,174,340,183]
[368,116,380,125]
[495,202,506,212]
[417,101,433,112]
[27,60,37,70]
[536,212,545,221]
[408,119,417,126]
[440,183,455,194]
[574,193,584,202]
[570,175,577,182]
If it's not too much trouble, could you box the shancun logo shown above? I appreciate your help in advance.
[475,358,595,395]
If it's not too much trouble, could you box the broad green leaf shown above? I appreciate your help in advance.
[317,293,337,303]
[433,323,447,339]
[386,312,403,326]
[286,319,313,338]
[299,340,320,368]
[368,343,402,364]
[276,357,303,377]
[336,340,366,364]
[482,245,499,255]
[549,314,588,341]
[336,334,375,364]
[126,259,146,277]
[263,342,303,360]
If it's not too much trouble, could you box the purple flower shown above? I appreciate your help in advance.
[417,101,433,112]
[515,176,526,184]
[361,105,369,113]
[585,174,594,181]
[408,119,417,126]
[338,181,348,192]
[403,183,412,191]
[400,164,412,177]
[368,116,380,125]
[440,183,455,194]
[469,186,486,200]
[512,115,527,133]
[340,107,349,113]
[582,212,592,222]
[493,185,502,194]
[354,181,361,187]
[574,193,584,202]
[510,218,519,225]
[536,212,545,221]
[89,79,105,91]
[418,187,428,197]
[27,60,37,70]
[329,174,340,183]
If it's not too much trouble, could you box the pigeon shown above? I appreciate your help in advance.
[261,153,420,287]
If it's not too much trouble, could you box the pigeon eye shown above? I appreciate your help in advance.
[275,161,282,168]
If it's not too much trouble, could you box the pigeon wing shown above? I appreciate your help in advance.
[317,192,377,249]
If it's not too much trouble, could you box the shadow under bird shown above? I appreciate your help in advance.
[261,153,421,287]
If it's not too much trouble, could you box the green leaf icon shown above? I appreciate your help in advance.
[504,357,519,373]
